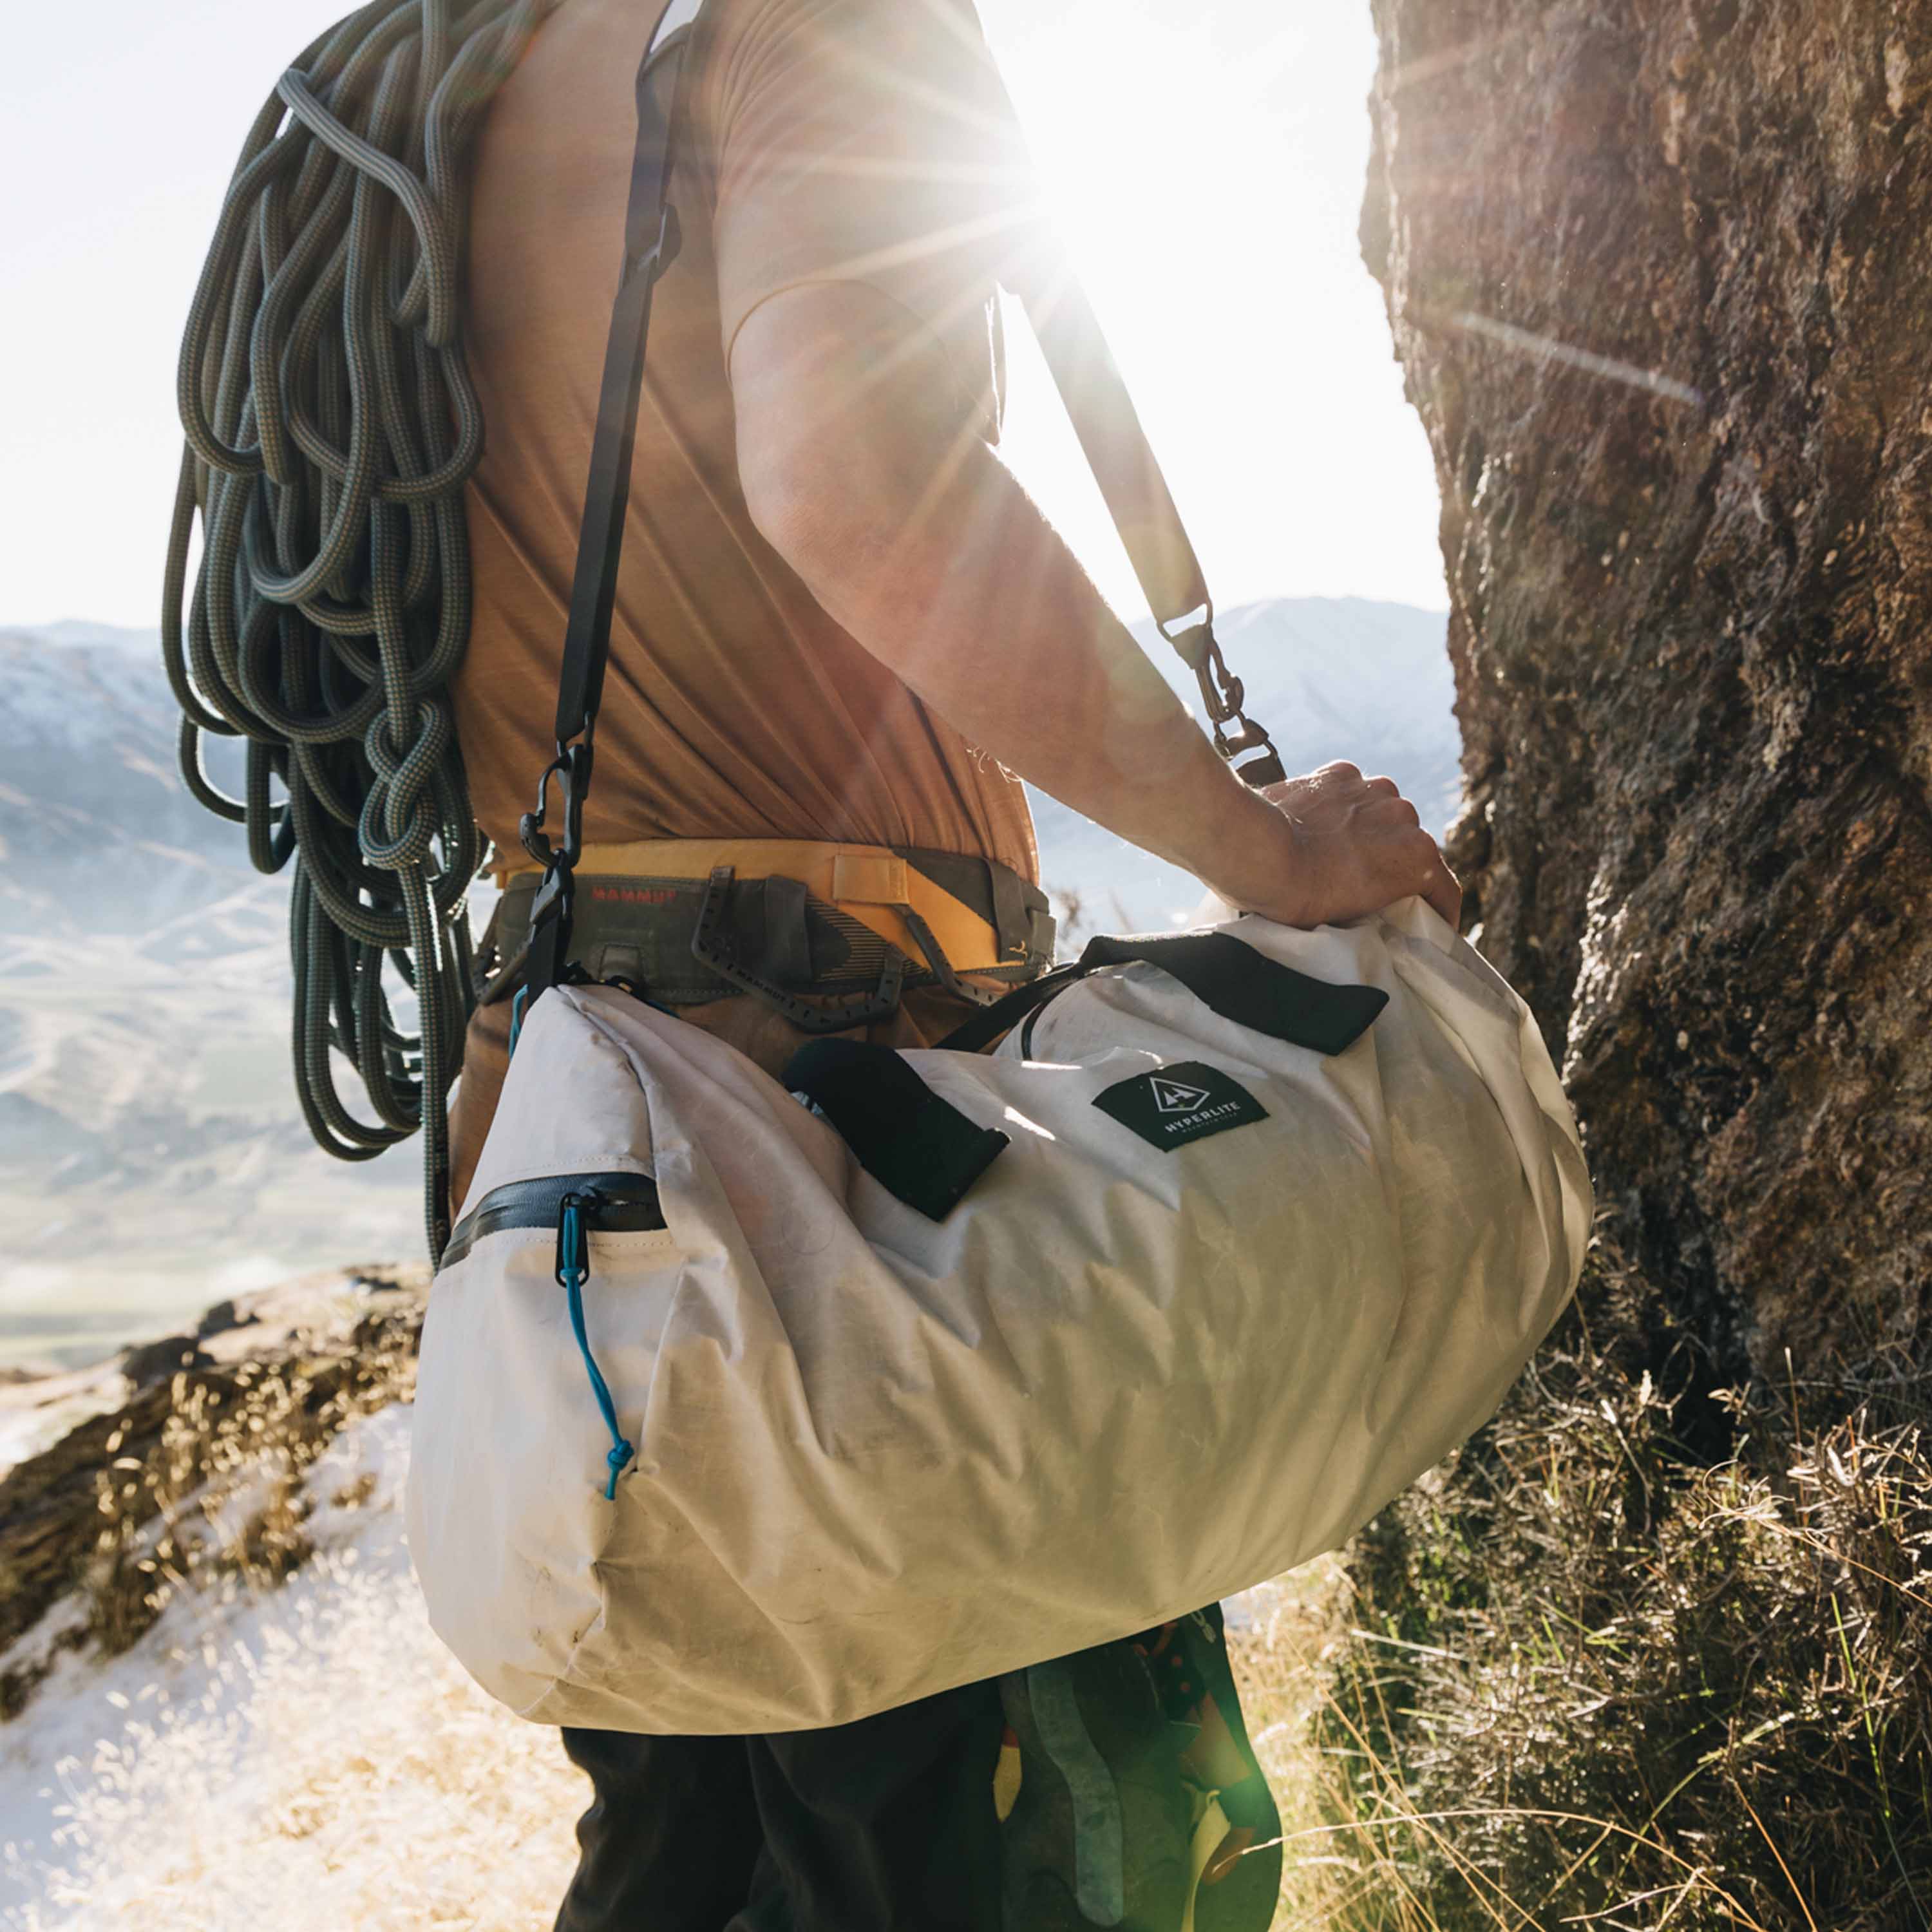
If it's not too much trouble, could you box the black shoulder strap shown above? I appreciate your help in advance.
[520,0,699,1005]
[974,46,1282,788]
[1026,266,1281,784]
[555,3,701,748]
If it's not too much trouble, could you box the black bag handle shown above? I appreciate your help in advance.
[784,1038,1010,1221]
[936,932,1387,1060]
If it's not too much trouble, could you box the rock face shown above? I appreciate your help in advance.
[1363,0,1932,1376]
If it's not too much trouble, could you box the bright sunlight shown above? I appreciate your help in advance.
[979,0,1443,618]
[0,0,1441,629]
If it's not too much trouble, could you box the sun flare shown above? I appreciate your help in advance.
[973,0,1442,620]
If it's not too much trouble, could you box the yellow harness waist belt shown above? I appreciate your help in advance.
[493,838,1054,997]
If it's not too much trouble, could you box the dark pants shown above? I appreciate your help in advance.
[554,1677,1007,1932]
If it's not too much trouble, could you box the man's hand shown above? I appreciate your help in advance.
[1199,762,1461,931]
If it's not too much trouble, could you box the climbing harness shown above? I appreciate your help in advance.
[163,0,563,1259]
[483,837,1055,1050]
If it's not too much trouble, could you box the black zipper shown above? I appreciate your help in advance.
[1018,987,1069,1060]
[440,1170,664,1273]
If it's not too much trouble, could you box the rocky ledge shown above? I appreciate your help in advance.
[0,1266,426,1719]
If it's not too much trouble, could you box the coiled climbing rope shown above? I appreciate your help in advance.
[164,0,562,1259]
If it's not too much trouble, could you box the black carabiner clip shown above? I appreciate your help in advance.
[519,740,594,869]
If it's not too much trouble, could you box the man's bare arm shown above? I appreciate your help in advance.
[732,283,1458,929]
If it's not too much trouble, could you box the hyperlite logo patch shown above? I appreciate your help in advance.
[1093,1060,1268,1151]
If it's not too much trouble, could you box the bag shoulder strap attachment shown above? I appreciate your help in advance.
[520,1,701,1010]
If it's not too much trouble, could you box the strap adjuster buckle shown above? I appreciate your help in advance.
[1216,718,1286,790]
[1164,612,1286,791]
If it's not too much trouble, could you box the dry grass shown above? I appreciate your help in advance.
[1,1296,425,1720]
[82,1311,420,1663]
[1230,1238,1932,1931]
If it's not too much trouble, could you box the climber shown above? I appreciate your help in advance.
[440,1,1457,1927]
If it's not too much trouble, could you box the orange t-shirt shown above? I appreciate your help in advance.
[455,0,1039,884]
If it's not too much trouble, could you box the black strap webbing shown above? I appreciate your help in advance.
[522,3,698,1009]
[936,933,1387,1059]
[784,1039,1010,1222]
[1014,243,1211,636]
[554,6,697,748]
[1079,933,1388,1056]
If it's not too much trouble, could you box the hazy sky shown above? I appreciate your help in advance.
[0,0,1444,629]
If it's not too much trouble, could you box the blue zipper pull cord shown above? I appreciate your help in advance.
[556,1193,636,1499]
[509,984,531,1060]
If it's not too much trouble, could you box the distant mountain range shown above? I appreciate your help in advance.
[0,600,1455,1367]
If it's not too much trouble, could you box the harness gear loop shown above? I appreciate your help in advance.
[689,866,907,1033]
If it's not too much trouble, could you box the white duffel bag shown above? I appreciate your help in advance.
[406,897,1591,1734]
